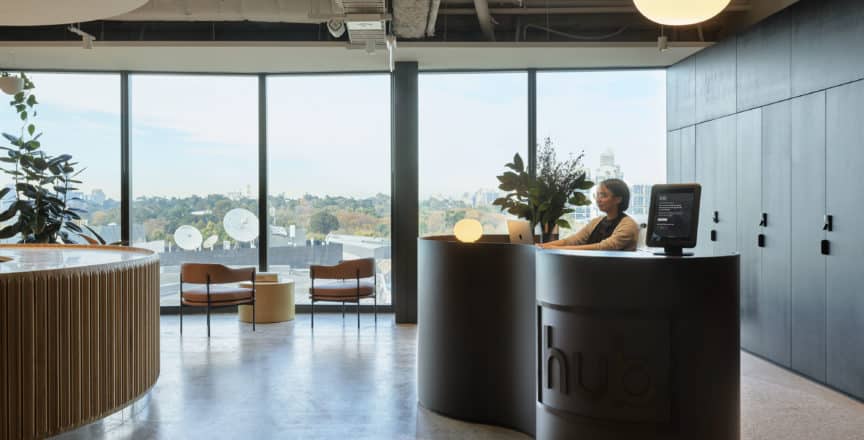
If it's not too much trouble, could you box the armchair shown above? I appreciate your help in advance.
[180,263,256,337]
[309,258,376,329]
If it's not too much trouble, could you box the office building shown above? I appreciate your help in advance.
[0,0,862,439]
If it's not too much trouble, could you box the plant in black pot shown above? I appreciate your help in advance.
[493,137,593,243]
[0,72,105,244]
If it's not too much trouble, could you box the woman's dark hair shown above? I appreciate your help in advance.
[600,178,630,212]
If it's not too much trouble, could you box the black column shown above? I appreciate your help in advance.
[528,69,537,178]
[391,62,419,324]
[258,74,268,271]
[120,72,132,245]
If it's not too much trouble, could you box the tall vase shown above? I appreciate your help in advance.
[540,223,559,243]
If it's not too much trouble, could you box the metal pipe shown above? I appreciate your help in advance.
[473,0,496,41]
[426,0,442,37]
[439,4,751,15]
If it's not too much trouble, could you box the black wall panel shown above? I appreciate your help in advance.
[695,40,738,123]
[736,109,762,353]
[714,115,738,256]
[826,80,864,398]
[667,57,696,131]
[666,0,864,401]
[680,125,696,182]
[695,120,718,255]
[736,11,792,112]
[789,92,827,382]
[667,130,681,183]
[760,101,792,366]
[791,0,864,96]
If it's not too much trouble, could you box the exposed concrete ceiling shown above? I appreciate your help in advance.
[0,40,707,73]
[0,0,802,72]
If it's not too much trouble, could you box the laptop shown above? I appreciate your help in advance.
[507,220,534,244]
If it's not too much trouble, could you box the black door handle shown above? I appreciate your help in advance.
[711,230,717,241]
[759,213,768,227]
[713,211,719,224]
[821,240,830,255]
[823,215,833,232]
[758,234,765,248]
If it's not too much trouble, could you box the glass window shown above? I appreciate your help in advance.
[0,72,121,244]
[537,70,667,239]
[419,72,528,237]
[130,74,259,307]
[267,75,391,306]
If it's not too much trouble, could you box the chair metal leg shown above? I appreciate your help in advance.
[311,300,315,329]
[179,301,183,335]
[206,302,211,338]
[374,296,377,325]
[252,300,256,332]
[342,302,345,320]
[357,301,360,329]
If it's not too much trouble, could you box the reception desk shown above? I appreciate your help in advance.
[0,244,160,439]
[418,236,740,440]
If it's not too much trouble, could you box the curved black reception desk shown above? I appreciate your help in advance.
[418,235,536,436]
[418,235,740,440]
[536,250,739,440]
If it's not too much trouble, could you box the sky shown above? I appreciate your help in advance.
[0,70,665,201]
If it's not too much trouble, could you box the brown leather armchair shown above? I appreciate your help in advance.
[309,258,376,329]
[180,263,256,337]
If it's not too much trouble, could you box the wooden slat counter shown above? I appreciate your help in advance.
[0,244,160,439]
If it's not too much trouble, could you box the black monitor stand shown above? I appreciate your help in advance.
[655,247,693,257]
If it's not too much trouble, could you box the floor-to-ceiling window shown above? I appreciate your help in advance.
[537,70,667,239]
[0,72,121,244]
[418,72,528,237]
[130,74,259,307]
[267,74,391,305]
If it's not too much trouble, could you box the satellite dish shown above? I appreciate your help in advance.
[223,208,259,243]
[174,225,203,251]
[203,235,218,250]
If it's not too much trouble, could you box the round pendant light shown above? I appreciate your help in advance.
[633,0,732,26]
[0,0,148,26]
[0,76,25,95]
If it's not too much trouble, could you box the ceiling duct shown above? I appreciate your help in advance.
[111,0,337,23]
[334,0,390,49]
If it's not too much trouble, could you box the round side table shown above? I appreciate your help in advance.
[238,279,295,323]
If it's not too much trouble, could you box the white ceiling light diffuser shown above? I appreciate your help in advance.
[0,0,148,26]
[633,0,732,26]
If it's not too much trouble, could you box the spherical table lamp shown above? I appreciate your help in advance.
[633,0,732,26]
[453,219,483,243]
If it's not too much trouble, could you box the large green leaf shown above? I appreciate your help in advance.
[0,205,17,222]
[513,153,524,172]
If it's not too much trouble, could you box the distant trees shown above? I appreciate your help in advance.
[309,211,340,237]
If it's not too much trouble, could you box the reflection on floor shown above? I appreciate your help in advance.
[56,314,864,440]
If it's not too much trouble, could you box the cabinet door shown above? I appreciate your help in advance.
[790,92,827,381]
[695,121,718,255]
[761,100,792,366]
[667,130,682,183]
[737,108,762,353]
[826,80,864,399]
[680,125,696,183]
[715,115,738,255]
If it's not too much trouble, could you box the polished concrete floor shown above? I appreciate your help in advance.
[56,313,864,439]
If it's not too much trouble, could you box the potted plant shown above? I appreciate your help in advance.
[0,72,104,244]
[493,137,593,242]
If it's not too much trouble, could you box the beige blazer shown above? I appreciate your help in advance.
[561,215,639,251]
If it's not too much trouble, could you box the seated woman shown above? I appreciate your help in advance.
[537,178,639,251]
